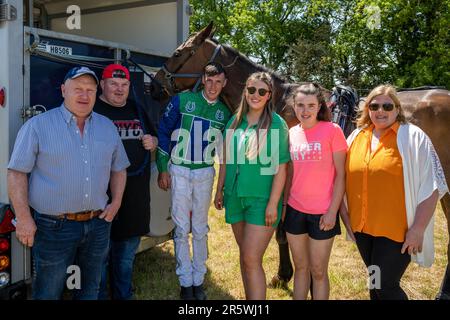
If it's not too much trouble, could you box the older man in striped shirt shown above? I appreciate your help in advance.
[7,66,130,300]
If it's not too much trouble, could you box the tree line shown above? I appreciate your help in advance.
[189,0,450,91]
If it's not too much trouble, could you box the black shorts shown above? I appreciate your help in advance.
[283,204,341,240]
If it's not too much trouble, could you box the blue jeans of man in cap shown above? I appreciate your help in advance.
[32,211,111,300]
[99,236,141,300]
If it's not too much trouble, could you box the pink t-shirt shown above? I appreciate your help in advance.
[288,121,347,214]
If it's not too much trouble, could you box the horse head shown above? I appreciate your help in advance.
[150,22,294,116]
[150,22,344,130]
[151,22,218,101]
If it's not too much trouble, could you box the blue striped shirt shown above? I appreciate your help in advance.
[8,104,130,215]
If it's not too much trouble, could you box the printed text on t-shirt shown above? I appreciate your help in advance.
[290,142,322,161]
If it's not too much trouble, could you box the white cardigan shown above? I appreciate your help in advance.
[346,123,448,267]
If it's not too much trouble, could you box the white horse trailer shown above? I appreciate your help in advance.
[0,0,190,299]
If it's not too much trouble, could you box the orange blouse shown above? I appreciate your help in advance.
[345,122,407,243]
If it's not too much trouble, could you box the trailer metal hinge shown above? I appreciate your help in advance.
[0,3,17,22]
[186,4,193,16]
[21,105,47,120]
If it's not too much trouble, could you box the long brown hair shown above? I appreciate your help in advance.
[357,84,406,128]
[228,72,274,159]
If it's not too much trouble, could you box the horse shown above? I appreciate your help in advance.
[150,22,303,127]
[150,22,450,299]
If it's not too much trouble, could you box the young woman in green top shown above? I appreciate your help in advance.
[214,72,290,299]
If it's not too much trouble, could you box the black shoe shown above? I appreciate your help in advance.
[180,286,195,300]
[193,284,207,300]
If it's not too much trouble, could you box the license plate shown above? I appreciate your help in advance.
[45,45,72,55]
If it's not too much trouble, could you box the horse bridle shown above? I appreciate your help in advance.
[160,44,223,94]
[329,86,359,135]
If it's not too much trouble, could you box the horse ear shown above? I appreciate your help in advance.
[195,21,214,44]
[210,26,217,38]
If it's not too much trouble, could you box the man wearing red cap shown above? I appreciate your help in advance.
[94,64,158,300]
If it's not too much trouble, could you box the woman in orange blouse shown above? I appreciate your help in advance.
[340,85,447,300]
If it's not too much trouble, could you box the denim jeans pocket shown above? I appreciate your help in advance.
[34,214,63,230]
[95,216,111,225]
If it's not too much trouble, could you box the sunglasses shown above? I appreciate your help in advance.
[247,86,270,96]
[368,103,395,112]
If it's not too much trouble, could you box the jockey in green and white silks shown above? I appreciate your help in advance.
[156,90,231,288]
[156,91,231,173]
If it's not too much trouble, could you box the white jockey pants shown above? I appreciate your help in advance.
[169,164,215,287]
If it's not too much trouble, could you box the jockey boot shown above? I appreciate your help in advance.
[180,286,195,300]
[193,284,207,300]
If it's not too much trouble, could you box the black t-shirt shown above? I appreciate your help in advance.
[94,98,150,240]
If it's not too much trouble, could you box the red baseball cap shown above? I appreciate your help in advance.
[102,64,130,80]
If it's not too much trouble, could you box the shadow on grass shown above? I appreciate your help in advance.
[132,242,235,300]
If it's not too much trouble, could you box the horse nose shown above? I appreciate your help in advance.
[150,80,162,100]
[151,79,173,101]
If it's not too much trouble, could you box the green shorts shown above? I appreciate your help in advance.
[224,192,282,227]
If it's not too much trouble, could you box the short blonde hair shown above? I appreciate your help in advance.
[356,84,406,128]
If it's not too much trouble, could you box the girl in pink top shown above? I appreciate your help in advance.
[283,83,347,300]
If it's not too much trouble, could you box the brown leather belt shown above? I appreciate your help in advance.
[55,210,103,222]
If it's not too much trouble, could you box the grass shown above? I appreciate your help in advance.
[133,194,449,300]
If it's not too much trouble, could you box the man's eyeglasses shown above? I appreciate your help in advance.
[112,69,127,79]
[247,86,270,96]
[368,103,395,112]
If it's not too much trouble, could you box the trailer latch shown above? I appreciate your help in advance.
[0,3,17,22]
[21,105,47,120]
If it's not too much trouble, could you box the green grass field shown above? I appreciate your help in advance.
[133,199,448,300]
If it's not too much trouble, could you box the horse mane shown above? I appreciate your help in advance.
[209,38,289,84]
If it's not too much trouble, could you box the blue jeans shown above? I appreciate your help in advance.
[99,236,141,300]
[32,211,111,300]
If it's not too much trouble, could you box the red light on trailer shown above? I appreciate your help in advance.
[0,238,10,252]
[0,208,15,234]
[0,87,5,107]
